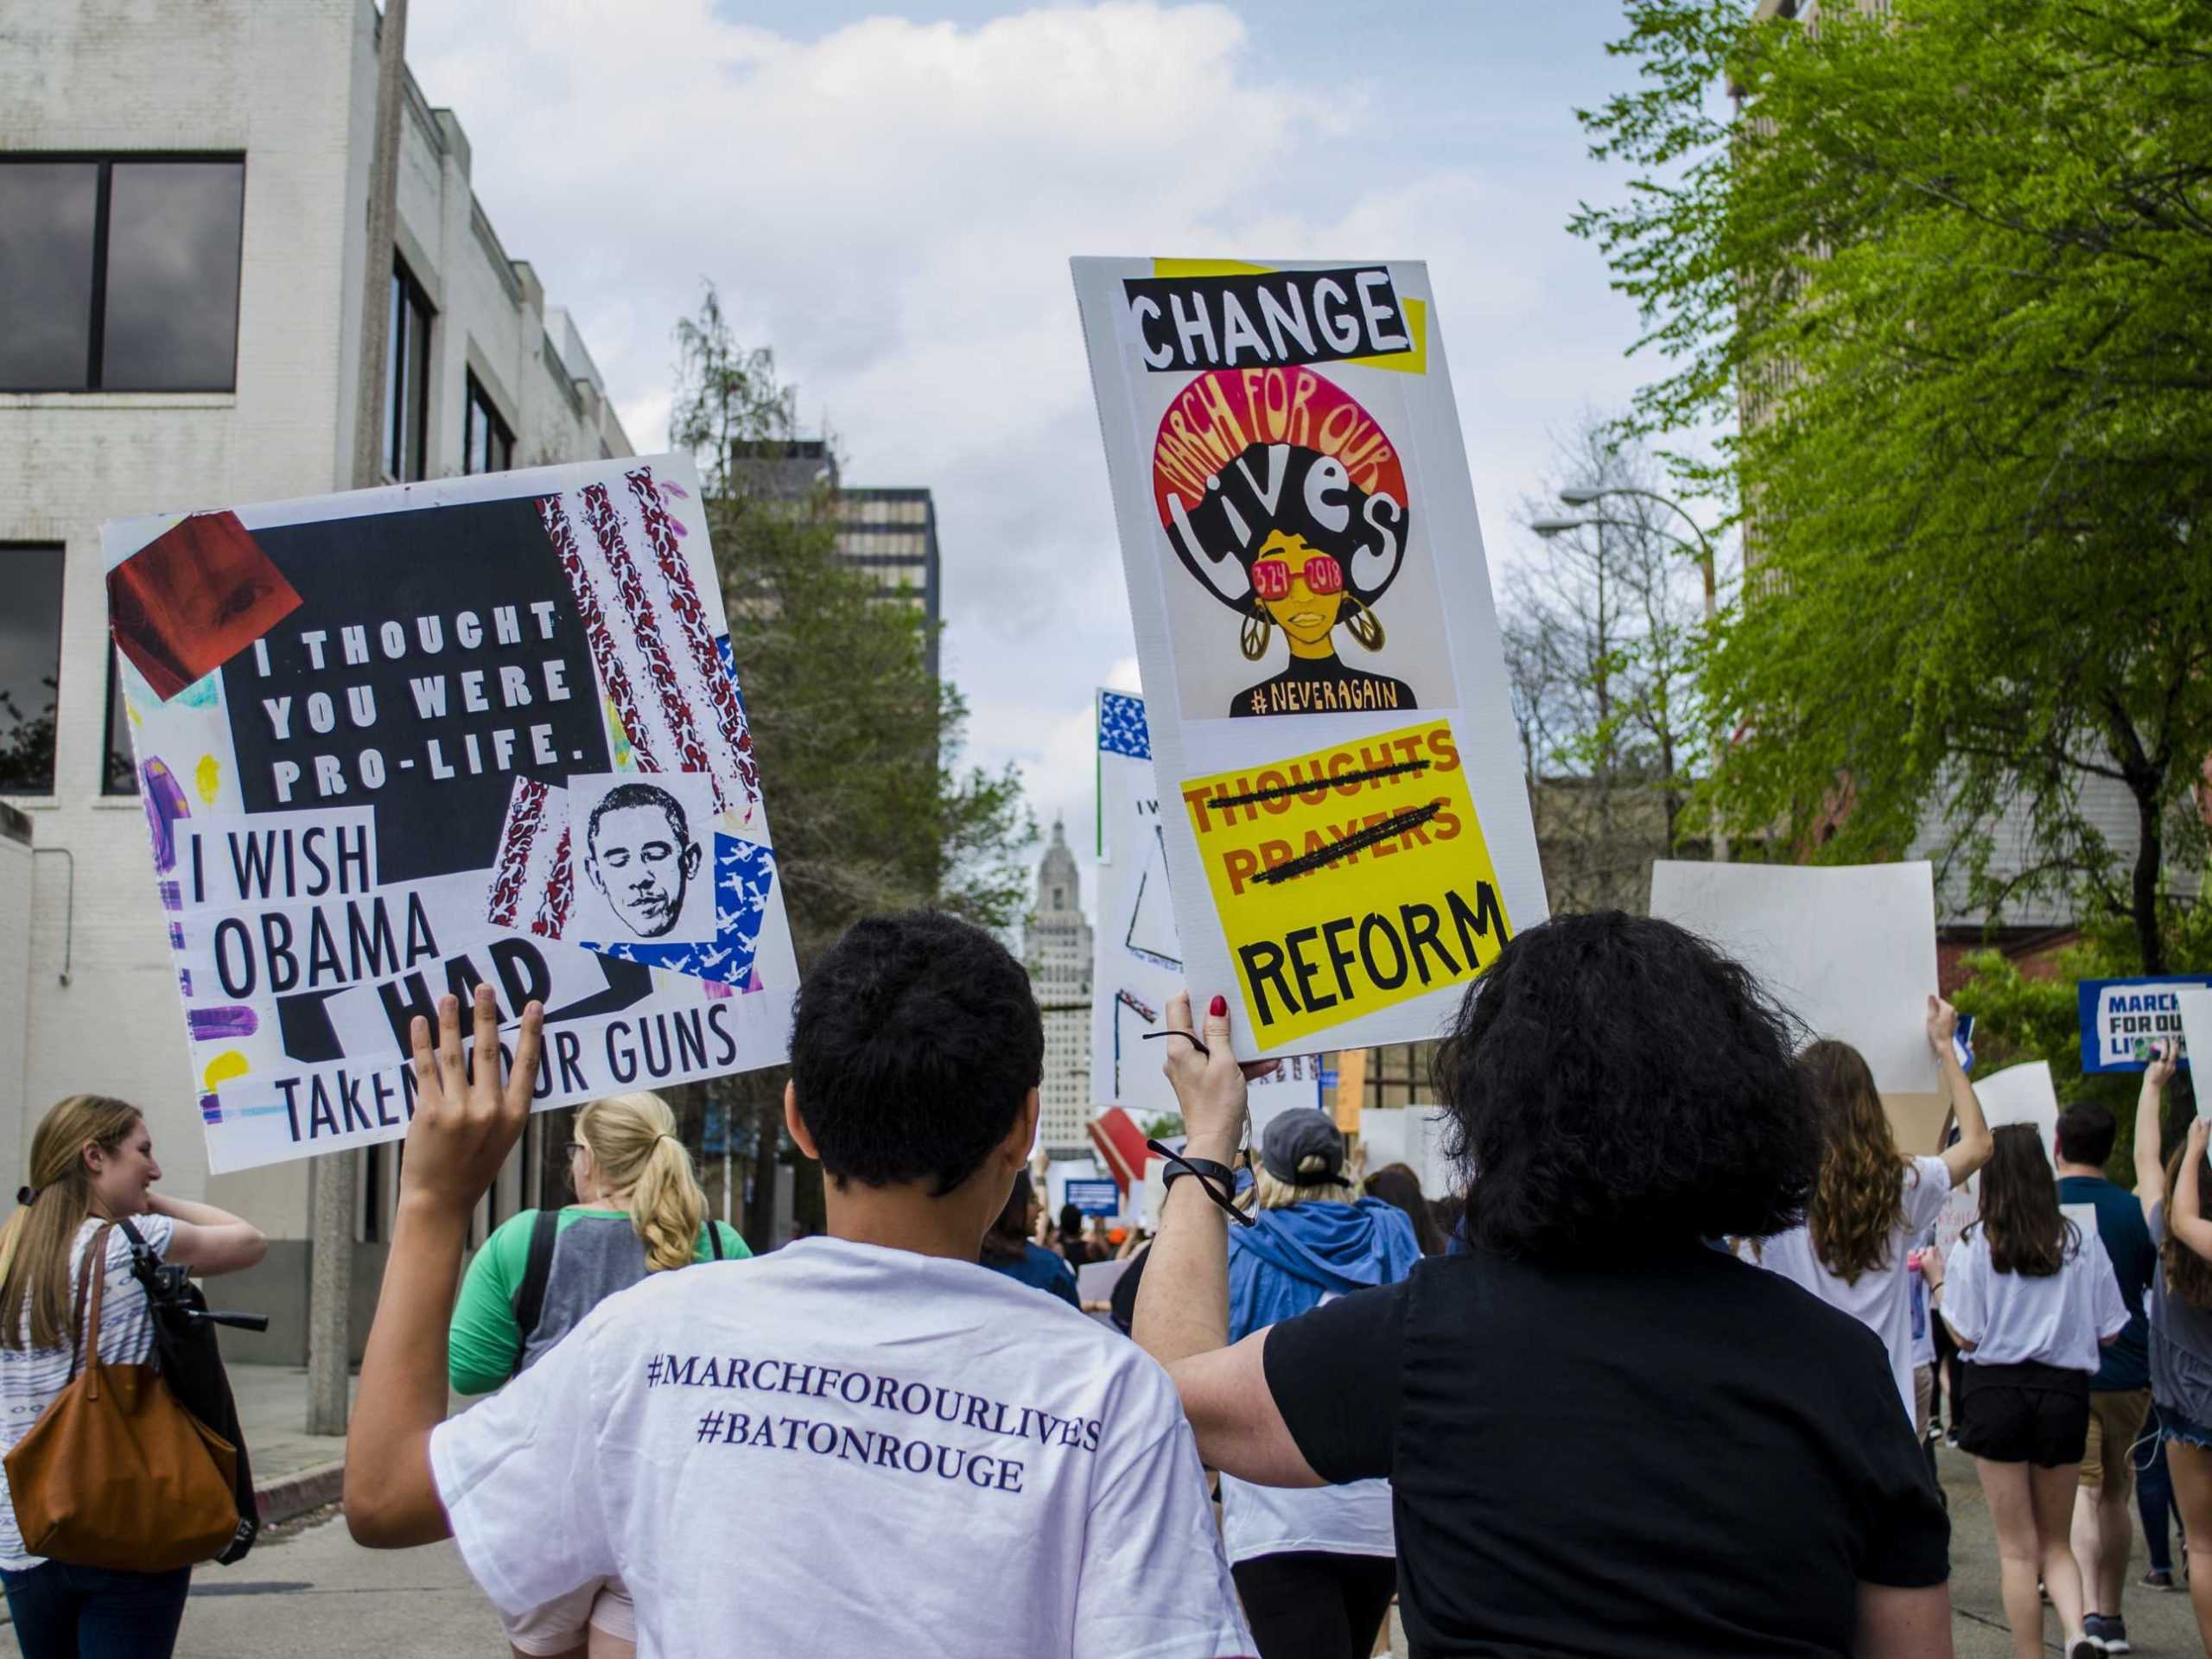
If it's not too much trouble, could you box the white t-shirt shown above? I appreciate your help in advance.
[1745,1155,1952,1430]
[1942,1226,2131,1371]
[1220,1472,1393,1565]
[1219,1294,1392,1564]
[0,1214,176,1571]
[430,1236,1251,1659]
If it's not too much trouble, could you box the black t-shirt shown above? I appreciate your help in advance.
[1263,1243,1948,1657]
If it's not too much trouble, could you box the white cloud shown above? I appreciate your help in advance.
[408,1,1656,888]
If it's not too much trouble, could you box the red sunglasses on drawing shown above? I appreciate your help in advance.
[1250,554,1344,600]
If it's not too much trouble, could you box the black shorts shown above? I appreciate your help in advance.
[1956,1360,2091,1466]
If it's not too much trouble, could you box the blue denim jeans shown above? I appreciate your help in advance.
[0,1559,191,1659]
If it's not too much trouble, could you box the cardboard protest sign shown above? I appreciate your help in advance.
[2078,976,2212,1072]
[104,456,795,1173]
[1975,1060,2059,1161]
[1649,861,1939,1095]
[1090,688,1319,1115]
[1073,258,1547,1058]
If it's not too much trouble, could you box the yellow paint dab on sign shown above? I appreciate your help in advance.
[1179,718,1508,1046]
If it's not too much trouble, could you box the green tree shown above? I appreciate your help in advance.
[1574,0,2212,970]
[651,284,1033,1244]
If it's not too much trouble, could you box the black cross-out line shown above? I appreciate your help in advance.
[1208,757,1432,812]
[1252,801,1445,887]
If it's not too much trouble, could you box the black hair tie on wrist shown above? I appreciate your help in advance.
[1146,1138,1254,1228]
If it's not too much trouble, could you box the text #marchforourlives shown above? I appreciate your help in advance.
[645,1353,1108,1495]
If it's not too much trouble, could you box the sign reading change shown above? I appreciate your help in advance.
[1073,257,1546,1057]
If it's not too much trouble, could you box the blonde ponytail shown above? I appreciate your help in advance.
[2,1096,143,1351]
[575,1093,709,1274]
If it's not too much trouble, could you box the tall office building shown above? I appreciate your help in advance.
[1026,819,1094,1155]
[721,441,943,681]
[834,488,942,681]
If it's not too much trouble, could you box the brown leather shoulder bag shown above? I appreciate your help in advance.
[4,1224,240,1571]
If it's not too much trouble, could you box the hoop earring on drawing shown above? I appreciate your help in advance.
[1345,597,1386,653]
[1240,599,1273,661]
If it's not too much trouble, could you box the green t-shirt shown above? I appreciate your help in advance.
[448,1207,749,1395]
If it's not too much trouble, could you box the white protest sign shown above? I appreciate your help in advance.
[104,455,795,1173]
[1649,861,1939,1095]
[2178,988,2212,1109]
[1090,688,1311,1118]
[1073,259,1547,1060]
[1975,1059,2059,1164]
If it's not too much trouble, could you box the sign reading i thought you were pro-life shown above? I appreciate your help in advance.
[103,455,794,1173]
[1072,258,1548,1058]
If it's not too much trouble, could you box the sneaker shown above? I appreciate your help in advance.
[2142,1568,2178,1592]
[2068,1635,2106,1659]
[2101,1617,2132,1654]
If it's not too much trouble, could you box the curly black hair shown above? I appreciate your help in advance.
[1433,911,1817,1260]
[789,912,1043,1196]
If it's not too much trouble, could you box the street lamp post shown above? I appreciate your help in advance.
[1531,486,1730,861]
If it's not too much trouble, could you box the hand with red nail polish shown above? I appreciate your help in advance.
[1162,989,1251,1166]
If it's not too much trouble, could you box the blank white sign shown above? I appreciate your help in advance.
[1649,861,1939,1094]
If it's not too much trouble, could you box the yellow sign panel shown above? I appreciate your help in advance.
[1179,718,1510,1046]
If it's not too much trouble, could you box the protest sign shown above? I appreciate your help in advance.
[1073,258,1547,1059]
[1090,689,1313,1116]
[2078,976,2212,1072]
[104,456,795,1173]
[2182,988,2212,1095]
[1065,1179,1121,1218]
[1975,1060,2059,1161]
[1649,861,1939,1095]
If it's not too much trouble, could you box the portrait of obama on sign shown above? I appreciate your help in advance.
[570,774,717,946]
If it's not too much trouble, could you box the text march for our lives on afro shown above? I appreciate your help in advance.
[103,456,794,1173]
[1073,257,1548,1058]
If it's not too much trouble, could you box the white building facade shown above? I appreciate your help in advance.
[1025,821,1094,1156]
[0,0,630,1361]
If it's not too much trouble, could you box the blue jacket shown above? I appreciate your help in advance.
[1228,1198,1423,1341]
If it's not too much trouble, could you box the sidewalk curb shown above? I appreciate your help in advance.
[255,1457,346,1528]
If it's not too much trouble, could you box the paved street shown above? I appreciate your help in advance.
[0,1511,507,1659]
[0,1437,2195,1656]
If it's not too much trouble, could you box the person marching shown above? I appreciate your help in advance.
[348,920,1250,1659]
[1223,1110,1420,1659]
[2052,1098,2159,1655]
[2132,1039,2212,1650]
[0,1095,266,1658]
[1941,1125,2128,1659]
[446,1090,746,1659]
[1137,913,1953,1657]
[980,1171,1079,1306]
[1747,1001,1993,1430]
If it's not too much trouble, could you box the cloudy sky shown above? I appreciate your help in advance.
[410,0,1681,886]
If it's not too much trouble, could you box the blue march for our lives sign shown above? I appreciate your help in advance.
[1065,1179,1122,1217]
[2079,976,2212,1072]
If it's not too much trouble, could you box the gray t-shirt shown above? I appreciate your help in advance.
[2146,1205,2212,1427]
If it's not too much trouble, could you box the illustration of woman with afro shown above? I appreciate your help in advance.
[1154,369,1416,719]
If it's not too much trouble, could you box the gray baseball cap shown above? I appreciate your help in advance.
[1260,1108,1350,1185]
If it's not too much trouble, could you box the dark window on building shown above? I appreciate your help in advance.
[464,372,514,474]
[1363,1042,1439,1113]
[0,157,244,392]
[103,653,139,795]
[384,259,434,482]
[0,546,66,795]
